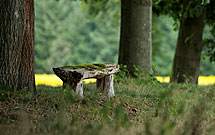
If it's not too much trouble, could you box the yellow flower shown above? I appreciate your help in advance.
[198,76,215,86]
[155,76,215,86]
[35,74,96,87]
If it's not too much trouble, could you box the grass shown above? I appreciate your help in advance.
[1,77,215,135]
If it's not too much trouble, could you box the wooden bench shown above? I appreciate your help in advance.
[53,64,119,97]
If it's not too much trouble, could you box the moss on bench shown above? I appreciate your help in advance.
[63,63,107,71]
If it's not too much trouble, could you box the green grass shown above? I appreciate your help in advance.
[1,78,215,135]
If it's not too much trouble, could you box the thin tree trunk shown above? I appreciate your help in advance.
[0,0,36,91]
[171,3,206,84]
[119,0,152,76]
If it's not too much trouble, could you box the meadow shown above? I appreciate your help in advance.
[1,75,215,135]
[35,74,215,86]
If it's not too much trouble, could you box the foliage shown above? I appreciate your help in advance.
[204,40,215,62]
[153,0,215,63]
[35,0,119,73]
[153,0,215,22]
[1,80,215,134]
[82,0,120,24]
[152,15,178,75]
[34,0,215,75]
[203,25,215,63]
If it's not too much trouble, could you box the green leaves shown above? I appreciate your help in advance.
[35,0,119,73]
[201,0,210,5]
[204,39,215,62]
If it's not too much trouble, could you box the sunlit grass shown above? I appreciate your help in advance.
[35,74,215,87]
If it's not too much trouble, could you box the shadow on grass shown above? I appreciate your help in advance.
[0,80,215,135]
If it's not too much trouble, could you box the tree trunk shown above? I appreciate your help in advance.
[0,0,36,91]
[119,0,152,76]
[171,4,206,84]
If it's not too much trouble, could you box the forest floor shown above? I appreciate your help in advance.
[0,77,215,135]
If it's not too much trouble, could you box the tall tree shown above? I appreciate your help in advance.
[119,0,152,76]
[172,0,206,83]
[0,0,36,91]
[153,0,215,83]
[82,0,152,76]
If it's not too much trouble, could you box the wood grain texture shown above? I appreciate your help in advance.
[104,74,115,97]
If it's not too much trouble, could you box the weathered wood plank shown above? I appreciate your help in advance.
[76,80,83,97]
[104,74,115,97]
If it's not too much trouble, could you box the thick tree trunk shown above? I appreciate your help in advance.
[171,5,206,84]
[119,0,152,76]
[0,0,36,91]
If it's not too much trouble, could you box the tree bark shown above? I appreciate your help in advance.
[0,0,36,91]
[119,0,152,76]
[171,2,206,84]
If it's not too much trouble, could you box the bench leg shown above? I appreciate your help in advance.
[63,80,83,97]
[104,74,115,97]
[76,80,83,97]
